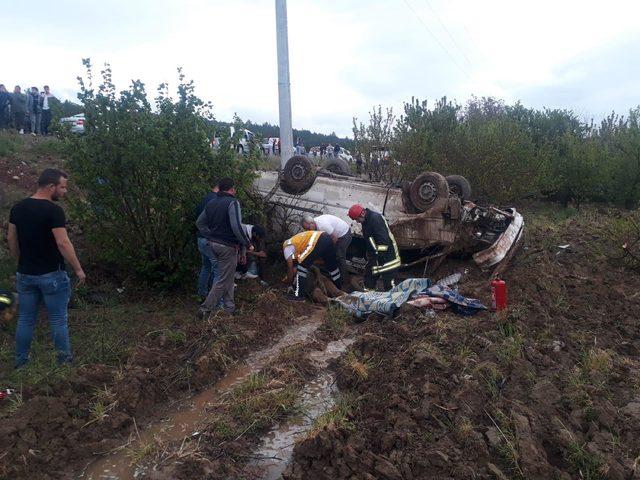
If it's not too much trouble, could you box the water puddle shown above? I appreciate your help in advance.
[82,310,325,480]
[247,337,355,480]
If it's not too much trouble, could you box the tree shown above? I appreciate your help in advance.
[65,60,258,286]
[353,105,395,181]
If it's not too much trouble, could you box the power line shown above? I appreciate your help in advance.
[399,0,472,80]
[422,0,473,66]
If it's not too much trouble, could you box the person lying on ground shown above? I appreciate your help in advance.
[282,230,342,301]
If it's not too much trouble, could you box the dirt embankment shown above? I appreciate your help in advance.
[0,284,309,480]
[285,208,640,480]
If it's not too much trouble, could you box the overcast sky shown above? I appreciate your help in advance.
[3,0,639,136]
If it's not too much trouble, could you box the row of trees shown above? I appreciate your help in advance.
[354,97,640,208]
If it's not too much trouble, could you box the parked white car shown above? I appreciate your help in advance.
[60,114,85,134]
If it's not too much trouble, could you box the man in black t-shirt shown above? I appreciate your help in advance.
[7,168,86,368]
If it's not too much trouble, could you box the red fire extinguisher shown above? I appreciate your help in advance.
[491,278,507,311]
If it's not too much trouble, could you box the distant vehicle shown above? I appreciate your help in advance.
[338,148,353,163]
[60,114,85,134]
[210,127,257,154]
[231,127,255,154]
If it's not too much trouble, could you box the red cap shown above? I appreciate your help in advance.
[348,204,364,220]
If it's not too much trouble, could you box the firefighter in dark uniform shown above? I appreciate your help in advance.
[283,230,342,300]
[348,204,401,290]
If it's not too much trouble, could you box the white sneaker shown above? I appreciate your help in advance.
[243,272,258,279]
[19,129,24,134]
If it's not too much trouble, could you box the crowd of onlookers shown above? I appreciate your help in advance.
[0,84,57,136]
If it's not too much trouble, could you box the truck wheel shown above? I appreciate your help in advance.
[446,175,471,201]
[281,156,316,194]
[323,158,350,175]
[409,172,449,212]
[401,181,421,214]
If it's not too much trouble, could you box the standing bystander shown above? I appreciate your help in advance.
[196,178,252,317]
[7,169,86,368]
[26,87,41,135]
[10,86,26,134]
[40,85,56,135]
[195,179,219,301]
[0,85,11,129]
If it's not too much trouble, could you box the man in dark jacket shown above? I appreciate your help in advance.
[196,177,252,316]
[0,85,11,129]
[10,86,27,134]
[195,179,219,301]
[348,204,400,291]
[26,87,42,135]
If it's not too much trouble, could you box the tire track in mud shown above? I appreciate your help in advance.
[245,337,355,480]
[82,308,327,480]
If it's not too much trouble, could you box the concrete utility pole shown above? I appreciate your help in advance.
[275,0,294,167]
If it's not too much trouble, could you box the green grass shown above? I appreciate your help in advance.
[308,394,356,437]
[0,296,195,391]
[489,409,525,479]
[322,304,349,337]
[566,441,606,480]
[0,131,20,157]
[30,137,66,156]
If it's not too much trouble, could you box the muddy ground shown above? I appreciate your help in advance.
[0,284,311,479]
[285,207,640,480]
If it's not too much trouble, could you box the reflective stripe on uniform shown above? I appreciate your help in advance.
[298,231,321,262]
[372,257,401,274]
[377,245,388,252]
[369,237,377,251]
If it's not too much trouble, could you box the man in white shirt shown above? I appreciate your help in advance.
[301,213,352,284]
[40,85,55,136]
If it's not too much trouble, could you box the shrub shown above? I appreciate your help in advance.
[65,60,258,286]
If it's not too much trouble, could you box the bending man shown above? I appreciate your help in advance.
[283,231,342,301]
[301,213,352,283]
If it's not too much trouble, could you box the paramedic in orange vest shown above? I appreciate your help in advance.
[283,230,342,300]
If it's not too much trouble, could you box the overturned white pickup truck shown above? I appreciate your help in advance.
[254,156,524,274]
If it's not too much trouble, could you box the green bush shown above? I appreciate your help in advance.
[65,60,258,286]
[359,96,640,208]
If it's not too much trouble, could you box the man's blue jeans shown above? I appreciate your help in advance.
[197,237,218,297]
[15,270,73,368]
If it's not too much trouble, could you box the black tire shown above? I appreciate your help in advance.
[401,181,421,214]
[281,156,316,194]
[446,175,471,201]
[409,172,449,212]
[322,158,350,175]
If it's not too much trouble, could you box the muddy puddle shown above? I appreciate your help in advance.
[246,337,355,480]
[81,310,325,480]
